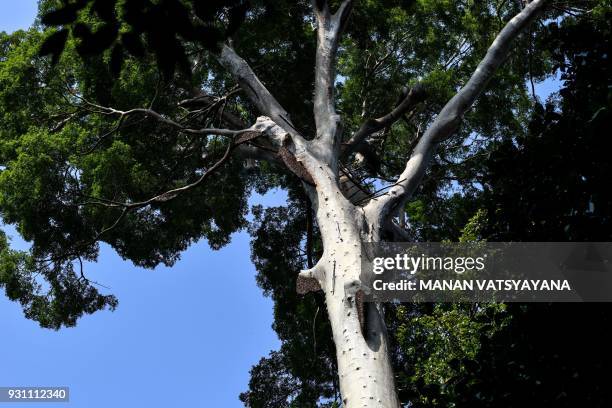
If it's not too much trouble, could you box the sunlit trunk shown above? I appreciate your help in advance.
[303,155,400,408]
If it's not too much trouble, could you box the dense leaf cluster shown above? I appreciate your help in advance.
[39,0,249,76]
[0,28,249,328]
[392,9,612,407]
[1,0,611,406]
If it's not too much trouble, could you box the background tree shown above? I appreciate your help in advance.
[387,7,612,408]
[2,0,608,406]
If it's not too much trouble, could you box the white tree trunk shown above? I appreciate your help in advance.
[301,154,401,407]
[324,272,400,408]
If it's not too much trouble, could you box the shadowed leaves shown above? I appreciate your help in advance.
[38,0,250,78]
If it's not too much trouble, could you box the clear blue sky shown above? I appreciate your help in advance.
[1,4,283,407]
[0,1,38,33]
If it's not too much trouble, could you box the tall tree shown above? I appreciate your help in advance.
[1,0,587,406]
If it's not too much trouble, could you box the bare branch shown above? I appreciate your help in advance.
[179,88,245,129]
[217,45,306,146]
[83,132,246,212]
[365,0,548,223]
[50,110,85,132]
[81,101,242,137]
[311,0,353,153]
[82,117,291,214]
[39,118,286,271]
[342,84,427,158]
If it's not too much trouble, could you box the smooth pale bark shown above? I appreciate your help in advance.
[299,150,401,407]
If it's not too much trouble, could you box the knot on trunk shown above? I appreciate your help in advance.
[344,280,369,335]
[297,276,322,294]
[234,130,263,145]
[297,266,323,295]
[278,145,315,185]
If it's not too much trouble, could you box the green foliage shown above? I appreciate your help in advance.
[38,0,249,77]
[337,0,541,185]
[241,198,339,406]
[389,8,612,407]
[0,230,117,330]
[394,303,509,406]
[458,209,487,243]
[0,28,250,328]
[481,10,612,241]
[1,1,611,407]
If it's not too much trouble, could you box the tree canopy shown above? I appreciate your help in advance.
[1,0,611,406]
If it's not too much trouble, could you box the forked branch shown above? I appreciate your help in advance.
[217,45,306,147]
[82,116,289,212]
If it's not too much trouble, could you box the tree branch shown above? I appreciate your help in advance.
[83,131,256,212]
[234,144,280,163]
[80,117,293,213]
[365,0,548,223]
[179,88,246,129]
[311,0,353,154]
[342,84,427,158]
[77,97,244,137]
[41,118,285,271]
[217,45,306,146]
[36,129,248,270]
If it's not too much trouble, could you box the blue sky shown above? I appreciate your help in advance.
[0,1,37,33]
[1,4,283,407]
